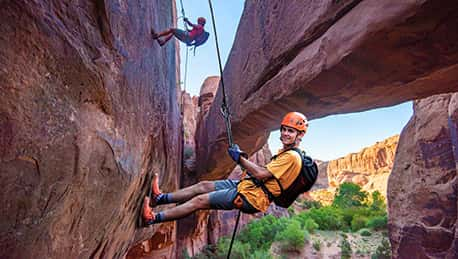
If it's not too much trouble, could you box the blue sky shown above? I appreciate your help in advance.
[177,1,413,161]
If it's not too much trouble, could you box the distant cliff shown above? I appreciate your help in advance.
[309,135,398,205]
[328,135,398,195]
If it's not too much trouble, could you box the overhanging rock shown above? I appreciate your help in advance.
[197,0,458,180]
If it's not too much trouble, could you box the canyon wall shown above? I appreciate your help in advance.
[327,135,398,195]
[308,135,398,205]
[0,1,181,258]
[388,93,457,258]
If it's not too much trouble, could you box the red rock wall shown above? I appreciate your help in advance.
[388,93,457,258]
[0,1,181,258]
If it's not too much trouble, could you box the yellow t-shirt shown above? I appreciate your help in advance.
[237,150,302,212]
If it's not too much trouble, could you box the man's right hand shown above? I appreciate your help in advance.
[228,144,248,164]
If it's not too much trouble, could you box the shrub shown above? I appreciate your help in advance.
[351,215,368,232]
[301,199,322,209]
[238,215,288,251]
[359,228,372,236]
[275,220,306,252]
[340,236,352,259]
[216,238,251,259]
[307,207,344,230]
[288,206,295,216]
[367,215,387,230]
[249,250,272,259]
[371,238,391,259]
[312,239,321,251]
[295,214,319,233]
[302,217,319,233]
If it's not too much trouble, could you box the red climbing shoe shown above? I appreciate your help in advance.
[142,196,155,226]
[157,39,166,46]
[149,173,162,207]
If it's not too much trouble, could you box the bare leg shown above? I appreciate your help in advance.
[157,34,173,46]
[155,28,174,38]
[161,193,211,221]
[166,181,215,203]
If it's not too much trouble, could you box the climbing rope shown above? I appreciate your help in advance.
[207,0,233,148]
[179,0,190,111]
[206,1,238,258]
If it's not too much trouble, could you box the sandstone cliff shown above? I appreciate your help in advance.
[0,1,181,258]
[3,0,458,258]
[327,135,398,195]
[307,135,398,206]
[388,93,457,258]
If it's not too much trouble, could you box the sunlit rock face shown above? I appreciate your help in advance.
[0,1,181,258]
[388,93,457,258]
[197,0,458,183]
[307,135,398,206]
[326,135,399,196]
[182,91,199,174]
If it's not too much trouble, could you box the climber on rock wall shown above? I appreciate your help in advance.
[152,17,209,47]
[141,112,318,226]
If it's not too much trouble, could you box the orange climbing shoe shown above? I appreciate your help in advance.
[142,196,155,226]
[149,173,162,207]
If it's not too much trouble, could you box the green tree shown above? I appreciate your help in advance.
[367,215,387,230]
[275,220,306,252]
[333,183,368,209]
[369,191,386,212]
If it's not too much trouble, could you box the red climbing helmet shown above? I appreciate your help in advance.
[197,17,206,25]
[281,112,308,132]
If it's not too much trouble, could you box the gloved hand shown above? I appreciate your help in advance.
[228,144,248,164]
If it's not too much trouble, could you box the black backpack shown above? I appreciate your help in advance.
[254,148,319,208]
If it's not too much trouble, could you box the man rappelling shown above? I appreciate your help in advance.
[141,112,318,225]
[152,17,209,47]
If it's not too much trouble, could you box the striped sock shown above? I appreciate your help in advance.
[153,212,164,223]
[156,193,172,204]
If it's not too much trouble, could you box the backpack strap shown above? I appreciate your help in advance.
[249,149,297,201]
[289,148,317,184]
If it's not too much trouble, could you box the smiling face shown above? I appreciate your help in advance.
[280,125,304,147]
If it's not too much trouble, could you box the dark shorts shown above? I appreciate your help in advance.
[173,29,192,44]
[209,180,259,214]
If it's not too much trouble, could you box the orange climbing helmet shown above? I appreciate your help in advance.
[281,112,308,132]
[197,17,206,25]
